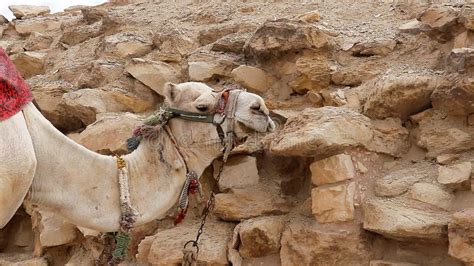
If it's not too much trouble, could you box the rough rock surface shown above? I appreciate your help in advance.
[311,182,355,223]
[310,153,355,185]
[448,209,474,264]
[237,216,284,258]
[374,168,428,197]
[363,198,450,241]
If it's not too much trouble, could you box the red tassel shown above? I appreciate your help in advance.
[174,208,187,225]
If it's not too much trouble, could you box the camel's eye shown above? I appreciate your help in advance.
[196,105,209,112]
[251,103,261,111]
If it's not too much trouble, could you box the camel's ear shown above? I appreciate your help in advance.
[163,82,179,102]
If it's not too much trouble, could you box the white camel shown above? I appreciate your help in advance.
[0,81,275,232]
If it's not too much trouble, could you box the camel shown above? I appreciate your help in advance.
[0,81,275,232]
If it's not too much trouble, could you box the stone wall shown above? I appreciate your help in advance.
[0,1,473,265]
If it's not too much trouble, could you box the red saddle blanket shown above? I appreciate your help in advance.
[0,48,33,121]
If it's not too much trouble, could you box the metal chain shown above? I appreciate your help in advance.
[182,159,226,264]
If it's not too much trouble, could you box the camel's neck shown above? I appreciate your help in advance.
[22,104,220,232]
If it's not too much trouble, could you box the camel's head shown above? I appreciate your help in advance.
[163,82,275,144]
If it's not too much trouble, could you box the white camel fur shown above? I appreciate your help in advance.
[0,82,275,232]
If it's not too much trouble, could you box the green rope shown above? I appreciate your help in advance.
[111,232,131,260]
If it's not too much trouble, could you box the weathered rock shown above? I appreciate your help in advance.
[217,155,259,191]
[436,154,459,165]
[77,59,124,89]
[61,88,153,125]
[24,32,53,51]
[447,48,474,74]
[368,118,410,157]
[437,162,472,189]
[0,15,8,24]
[418,5,460,42]
[231,65,272,92]
[268,107,373,159]
[398,19,422,34]
[100,31,153,58]
[453,31,474,49]
[211,33,248,54]
[0,254,47,266]
[214,186,292,221]
[431,76,474,116]
[370,260,418,266]
[331,66,377,87]
[9,5,50,19]
[311,182,355,223]
[60,21,102,45]
[11,51,46,79]
[361,74,437,120]
[297,10,322,23]
[459,5,474,30]
[198,24,240,45]
[188,52,237,81]
[137,221,233,265]
[363,198,450,241]
[34,209,77,247]
[238,216,284,258]
[28,77,83,131]
[288,55,331,93]
[244,19,330,60]
[153,30,199,61]
[350,38,396,57]
[409,182,453,210]
[280,217,372,265]
[448,209,474,264]
[125,58,180,96]
[71,113,142,155]
[309,153,355,185]
[13,17,62,35]
[374,168,427,197]
[416,110,473,157]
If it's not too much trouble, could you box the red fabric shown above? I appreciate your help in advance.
[0,48,33,121]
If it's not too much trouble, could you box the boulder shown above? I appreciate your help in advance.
[198,24,240,45]
[217,155,259,192]
[459,5,474,30]
[214,186,293,221]
[100,31,153,58]
[448,209,474,264]
[361,74,437,120]
[34,209,77,247]
[362,198,450,241]
[60,21,103,45]
[368,118,410,157]
[60,88,154,125]
[311,182,355,223]
[408,182,453,210]
[418,5,460,42]
[24,32,53,51]
[309,153,355,186]
[188,52,237,81]
[238,216,284,258]
[398,19,422,34]
[416,110,473,157]
[244,19,330,61]
[268,107,373,159]
[437,162,472,189]
[288,55,331,93]
[453,31,474,49]
[77,59,125,89]
[447,48,474,74]
[0,15,8,24]
[13,18,62,35]
[211,32,249,54]
[436,154,459,165]
[0,254,47,266]
[297,10,322,23]
[28,77,83,132]
[280,217,372,265]
[11,51,46,79]
[137,220,233,265]
[125,58,180,96]
[431,76,474,116]
[153,30,199,61]
[231,65,272,92]
[70,113,142,155]
[350,38,397,57]
[331,66,377,87]
[8,5,50,19]
[374,168,427,197]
